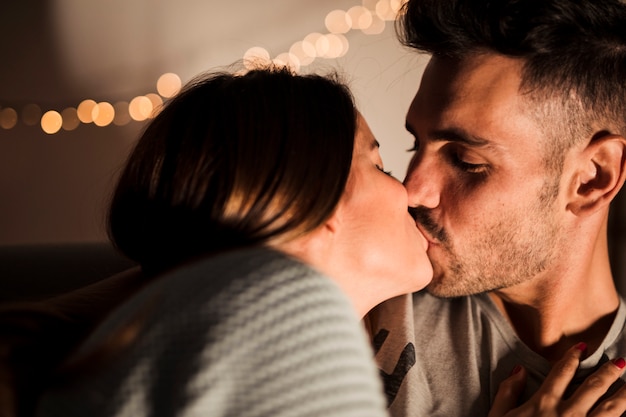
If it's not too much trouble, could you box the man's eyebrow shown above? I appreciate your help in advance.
[432,129,490,146]
[405,122,490,147]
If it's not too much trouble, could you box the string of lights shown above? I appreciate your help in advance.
[0,0,404,135]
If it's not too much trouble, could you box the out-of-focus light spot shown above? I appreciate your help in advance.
[375,0,397,20]
[22,104,41,126]
[303,33,325,58]
[243,47,271,70]
[0,108,18,129]
[61,107,80,131]
[77,99,97,123]
[145,93,164,117]
[391,0,406,14]
[315,35,331,57]
[41,110,62,134]
[113,101,131,126]
[362,14,386,34]
[325,10,351,33]
[92,101,115,126]
[273,53,301,72]
[289,41,315,66]
[347,6,372,30]
[157,73,181,98]
[129,96,153,121]
[324,34,349,58]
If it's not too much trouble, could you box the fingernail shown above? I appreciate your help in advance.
[575,342,587,352]
[613,358,626,369]
[510,365,522,376]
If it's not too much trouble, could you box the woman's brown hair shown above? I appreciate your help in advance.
[108,65,357,274]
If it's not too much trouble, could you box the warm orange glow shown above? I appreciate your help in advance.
[41,110,62,134]
[129,96,153,121]
[324,34,349,58]
[157,73,182,98]
[273,53,300,71]
[77,99,97,123]
[303,33,323,58]
[325,10,351,34]
[61,107,80,131]
[348,6,373,30]
[0,108,18,129]
[375,0,393,20]
[145,93,164,116]
[92,102,115,126]
[289,41,315,66]
[243,47,271,70]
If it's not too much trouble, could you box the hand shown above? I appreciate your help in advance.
[489,343,626,417]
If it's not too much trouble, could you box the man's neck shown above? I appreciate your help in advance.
[488,259,619,363]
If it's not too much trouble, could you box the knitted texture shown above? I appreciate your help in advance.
[37,248,387,417]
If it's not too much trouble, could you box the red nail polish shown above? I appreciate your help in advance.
[613,358,626,369]
[575,342,587,352]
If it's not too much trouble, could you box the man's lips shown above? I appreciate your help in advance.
[415,221,438,246]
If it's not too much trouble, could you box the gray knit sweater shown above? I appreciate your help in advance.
[36,247,388,417]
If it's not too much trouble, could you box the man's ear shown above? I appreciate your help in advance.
[567,133,626,216]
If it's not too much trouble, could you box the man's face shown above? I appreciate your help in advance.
[404,53,563,297]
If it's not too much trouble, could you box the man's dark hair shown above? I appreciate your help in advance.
[397,0,626,162]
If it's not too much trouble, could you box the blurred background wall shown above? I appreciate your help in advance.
[0,0,623,288]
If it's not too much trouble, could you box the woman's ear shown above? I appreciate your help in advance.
[567,133,626,216]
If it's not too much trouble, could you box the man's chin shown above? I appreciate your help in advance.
[425,278,482,298]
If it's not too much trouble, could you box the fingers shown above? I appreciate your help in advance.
[488,365,527,417]
[533,342,587,401]
[575,358,626,417]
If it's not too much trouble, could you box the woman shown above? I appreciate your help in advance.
[31,66,429,417]
[10,65,626,417]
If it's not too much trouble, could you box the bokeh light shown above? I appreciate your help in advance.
[41,110,62,134]
[157,73,182,98]
[0,108,18,129]
[129,96,153,121]
[0,3,405,134]
[243,47,271,70]
[145,93,164,116]
[347,6,373,30]
[61,107,80,131]
[77,99,97,123]
[92,101,115,127]
[325,10,351,33]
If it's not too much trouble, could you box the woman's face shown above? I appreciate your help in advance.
[330,115,433,313]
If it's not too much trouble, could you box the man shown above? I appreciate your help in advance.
[365,0,626,415]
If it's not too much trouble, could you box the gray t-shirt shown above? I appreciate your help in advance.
[37,248,388,417]
[366,291,626,417]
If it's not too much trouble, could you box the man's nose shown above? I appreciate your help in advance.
[403,154,441,209]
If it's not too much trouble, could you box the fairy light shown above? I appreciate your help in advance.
[61,107,80,131]
[41,110,62,134]
[92,102,115,127]
[128,96,153,121]
[0,108,18,129]
[0,0,407,134]
[77,99,97,123]
[156,73,181,98]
